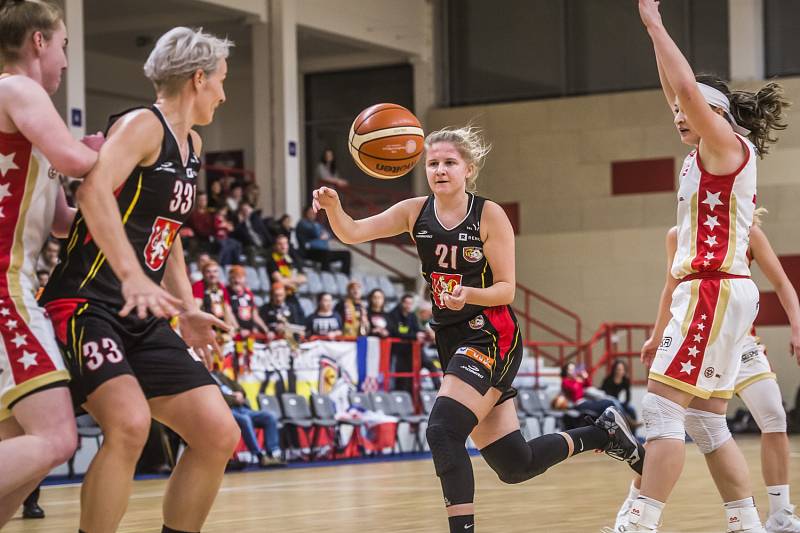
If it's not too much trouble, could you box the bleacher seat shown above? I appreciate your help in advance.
[349,391,375,411]
[420,390,437,416]
[304,270,323,295]
[517,388,563,433]
[334,272,350,296]
[320,271,338,296]
[378,275,397,300]
[363,275,379,293]
[245,266,261,292]
[258,266,271,292]
[281,393,338,461]
[298,297,314,317]
[254,294,264,307]
[389,391,427,452]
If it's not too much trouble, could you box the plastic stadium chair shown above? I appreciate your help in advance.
[298,297,315,318]
[305,270,323,295]
[258,266,271,292]
[517,388,564,433]
[67,414,103,477]
[378,275,397,300]
[389,391,427,452]
[319,271,338,296]
[281,393,336,461]
[245,266,261,293]
[420,390,437,416]
[349,391,375,412]
[334,272,350,297]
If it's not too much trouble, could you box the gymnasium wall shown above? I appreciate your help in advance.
[427,79,800,399]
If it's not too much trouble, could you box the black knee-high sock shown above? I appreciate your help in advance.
[449,514,475,532]
[564,424,610,454]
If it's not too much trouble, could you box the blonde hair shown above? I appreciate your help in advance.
[752,206,768,227]
[143,27,233,95]
[0,0,62,65]
[424,125,491,193]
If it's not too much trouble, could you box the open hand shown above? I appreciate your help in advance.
[120,273,183,319]
[639,0,663,28]
[179,309,230,369]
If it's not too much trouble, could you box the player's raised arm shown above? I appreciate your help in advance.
[312,186,424,244]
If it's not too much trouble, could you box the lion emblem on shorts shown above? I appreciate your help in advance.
[704,367,715,379]
[462,247,483,263]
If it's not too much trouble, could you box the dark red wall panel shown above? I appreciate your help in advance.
[611,158,675,195]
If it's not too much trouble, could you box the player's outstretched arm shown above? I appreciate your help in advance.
[749,225,800,363]
[639,0,740,162]
[77,110,182,319]
[643,227,680,366]
[312,186,424,244]
[3,76,98,177]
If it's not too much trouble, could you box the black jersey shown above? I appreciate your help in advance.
[413,193,494,329]
[41,106,199,310]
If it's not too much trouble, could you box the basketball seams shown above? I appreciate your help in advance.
[353,104,408,133]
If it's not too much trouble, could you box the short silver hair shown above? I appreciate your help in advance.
[143,27,233,92]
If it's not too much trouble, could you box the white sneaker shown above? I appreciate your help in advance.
[766,505,800,533]
[609,497,633,532]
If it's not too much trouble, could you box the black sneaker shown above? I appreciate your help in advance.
[594,406,645,475]
[22,502,45,519]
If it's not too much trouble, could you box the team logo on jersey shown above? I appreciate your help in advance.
[455,346,494,370]
[414,229,433,239]
[463,247,483,263]
[144,216,181,271]
[704,367,715,379]
[468,315,485,329]
[430,271,463,309]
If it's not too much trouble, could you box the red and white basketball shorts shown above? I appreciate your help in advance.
[0,292,69,421]
[650,277,759,399]
[734,335,775,395]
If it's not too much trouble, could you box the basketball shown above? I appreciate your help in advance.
[348,103,424,179]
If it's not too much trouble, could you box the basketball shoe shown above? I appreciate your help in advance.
[593,406,645,474]
[765,505,800,533]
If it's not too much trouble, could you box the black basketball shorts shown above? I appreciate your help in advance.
[435,305,523,405]
[45,299,215,407]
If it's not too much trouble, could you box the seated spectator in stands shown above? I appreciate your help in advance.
[277,214,293,239]
[210,369,284,467]
[36,238,60,273]
[193,261,239,333]
[187,191,215,244]
[226,184,243,214]
[190,252,213,284]
[315,148,348,188]
[244,183,260,207]
[213,205,243,266]
[388,294,426,392]
[208,178,226,210]
[335,280,367,337]
[560,362,616,417]
[232,202,272,257]
[259,282,304,338]
[306,292,342,339]
[267,234,306,298]
[228,266,271,339]
[295,205,352,275]
[366,288,390,338]
[601,359,637,421]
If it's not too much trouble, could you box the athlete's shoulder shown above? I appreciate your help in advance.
[189,129,203,153]
[0,75,50,114]
[107,108,162,139]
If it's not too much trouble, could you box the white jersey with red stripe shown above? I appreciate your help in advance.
[671,134,757,279]
[0,122,67,420]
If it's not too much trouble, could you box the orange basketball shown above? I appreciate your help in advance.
[348,103,424,179]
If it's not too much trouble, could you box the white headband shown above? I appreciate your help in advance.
[697,82,751,136]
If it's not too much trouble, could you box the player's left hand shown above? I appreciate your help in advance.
[442,285,467,311]
[791,330,800,366]
[638,0,663,29]
[179,310,230,369]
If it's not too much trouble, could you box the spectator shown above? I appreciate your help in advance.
[335,280,367,337]
[226,184,243,214]
[388,294,425,393]
[208,178,226,210]
[227,266,270,338]
[36,238,60,273]
[193,261,238,332]
[210,369,284,467]
[366,288,390,337]
[601,359,637,422]
[296,205,352,274]
[232,202,272,257]
[560,362,616,417]
[35,270,50,298]
[187,191,214,243]
[244,183,260,207]
[259,282,305,337]
[277,214,293,239]
[267,234,306,298]
[213,205,243,266]
[315,148,348,188]
[190,252,213,283]
[305,292,342,339]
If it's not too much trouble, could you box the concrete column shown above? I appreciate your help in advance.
[728,0,764,81]
[411,0,436,197]
[64,0,85,137]
[269,0,301,221]
[251,20,274,214]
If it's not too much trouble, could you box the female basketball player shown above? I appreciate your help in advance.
[630,1,790,531]
[607,220,800,533]
[0,0,104,525]
[40,27,240,533]
[313,127,644,532]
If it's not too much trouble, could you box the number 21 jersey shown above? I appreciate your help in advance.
[41,106,198,310]
[413,193,494,329]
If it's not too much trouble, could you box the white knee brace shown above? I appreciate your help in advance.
[738,378,787,434]
[685,408,731,454]
[642,392,686,442]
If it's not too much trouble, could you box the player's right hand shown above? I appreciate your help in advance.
[312,186,340,213]
[120,273,183,319]
[81,131,105,152]
[638,0,663,29]
[640,335,660,368]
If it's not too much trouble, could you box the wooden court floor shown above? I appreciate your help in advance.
[4,435,799,533]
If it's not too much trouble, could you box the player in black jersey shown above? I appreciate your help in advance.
[313,125,645,532]
[40,28,239,533]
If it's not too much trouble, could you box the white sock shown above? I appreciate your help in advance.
[637,495,665,511]
[628,481,641,502]
[724,497,755,510]
[767,484,791,516]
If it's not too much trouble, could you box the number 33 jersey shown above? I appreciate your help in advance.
[42,106,198,310]
[413,193,496,329]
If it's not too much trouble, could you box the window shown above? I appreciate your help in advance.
[445,0,729,105]
[765,0,800,77]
